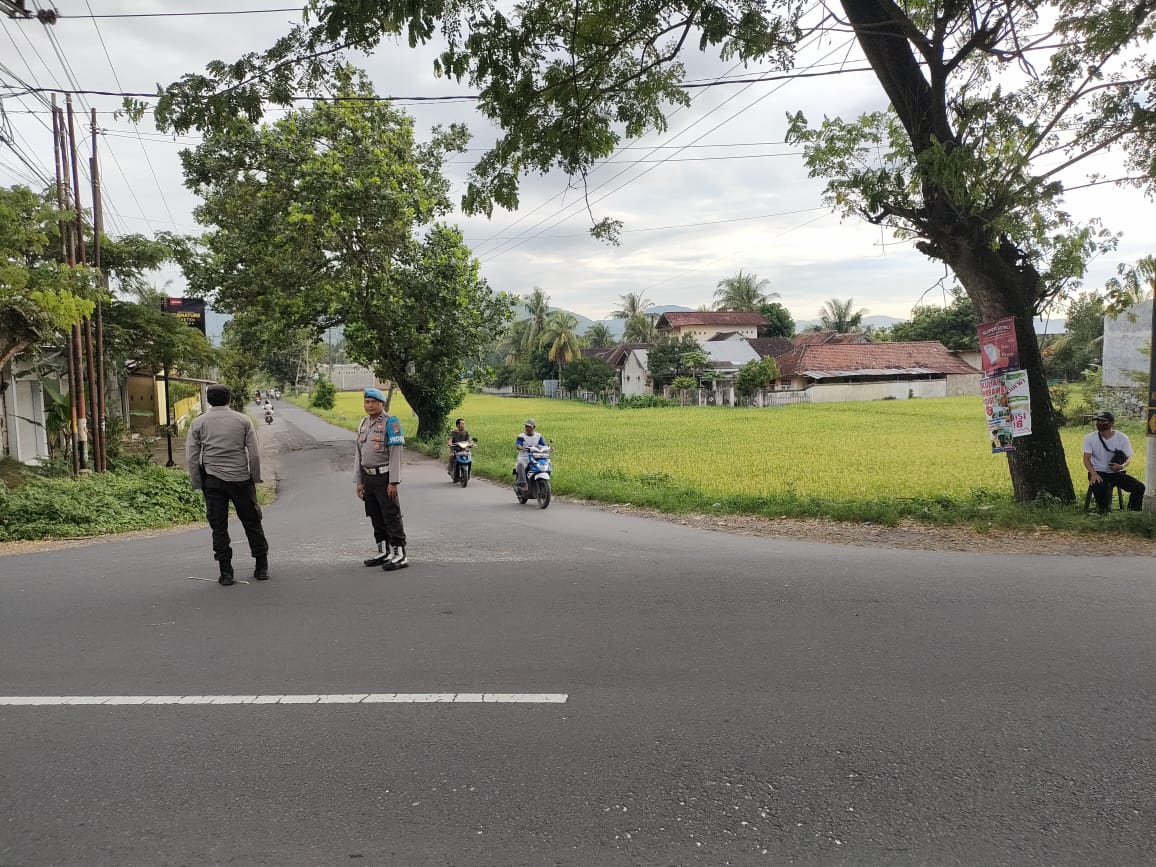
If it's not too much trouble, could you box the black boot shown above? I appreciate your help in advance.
[254,556,269,580]
[219,561,235,586]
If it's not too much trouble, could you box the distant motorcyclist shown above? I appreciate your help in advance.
[447,418,471,477]
[514,418,547,490]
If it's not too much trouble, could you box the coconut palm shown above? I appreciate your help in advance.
[818,297,868,333]
[539,310,582,375]
[713,270,778,311]
[609,291,653,320]
[583,321,615,349]
[623,312,657,343]
[521,287,551,353]
[499,318,532,365]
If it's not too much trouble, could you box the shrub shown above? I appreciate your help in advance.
[311,376,337,410]
[617,394,679,409]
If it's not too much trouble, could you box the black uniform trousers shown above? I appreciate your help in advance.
[1089,471,1146,512]
[363,472,406,547]
[203,474,269,564]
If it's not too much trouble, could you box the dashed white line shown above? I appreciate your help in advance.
[0,693,568,706]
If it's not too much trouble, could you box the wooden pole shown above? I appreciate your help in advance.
[65,97,89,471]
[90,107,107,471]
[53,101,79,475]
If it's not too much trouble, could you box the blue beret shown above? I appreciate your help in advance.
[364,387,386,403]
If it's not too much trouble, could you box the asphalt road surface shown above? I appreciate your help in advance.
[2,402,1154,866]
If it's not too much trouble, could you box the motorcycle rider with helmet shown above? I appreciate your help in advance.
[514,418,547,491]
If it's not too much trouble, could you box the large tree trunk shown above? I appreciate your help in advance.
[392,374,449,441]
[841,0,1076,504]
[939,230,1076,503]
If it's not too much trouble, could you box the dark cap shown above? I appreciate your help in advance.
[1093,411,1115,423]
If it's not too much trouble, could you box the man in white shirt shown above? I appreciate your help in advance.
[1082,410,1145,512]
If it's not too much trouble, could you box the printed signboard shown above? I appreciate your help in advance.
[162,297,206,334]
[976,316,1019,376]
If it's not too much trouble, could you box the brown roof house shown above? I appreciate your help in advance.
[656,311,767,342]
[776,340,981,402]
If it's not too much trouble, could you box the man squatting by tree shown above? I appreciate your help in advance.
[186,383,269,585]
[355,387,409,571]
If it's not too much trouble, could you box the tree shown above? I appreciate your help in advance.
[623,313,658,343]
[1104,256,1156,314]
[647,334,706,391]
[583,321,615,349]
[149,1,1156,502]
[175,74,509,438]
[538,310,582,375]
[885,289,978,351]
[0,185,95,370]
[1041,292,1106,383]
[735,356,781,398]
[757,302,795,338]
[521,287,551,354]
[818,298,868,333]
[714,270,777,311]
[561,356,616,392]
[609,291,653,320]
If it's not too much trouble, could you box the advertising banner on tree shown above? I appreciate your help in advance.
[978,318,1032,452]
[977,316,1019,376]
[161,297,206,334]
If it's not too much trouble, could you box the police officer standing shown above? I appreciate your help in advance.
[186,383,269,585]
[354,387,409,571]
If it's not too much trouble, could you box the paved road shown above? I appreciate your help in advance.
[2,402,1154,865]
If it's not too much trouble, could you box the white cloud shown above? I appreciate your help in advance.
[3,2,1152,327]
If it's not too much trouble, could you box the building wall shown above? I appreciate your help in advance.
[318,364,389,392]
[786,377,947,402]
[1,374,50,464]
[126,374,158,430]
[672,325,757,341]
[945,373,981,397]
[621,353,651,396]
[1102,302,1151,388]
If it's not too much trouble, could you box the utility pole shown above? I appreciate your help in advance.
[90,107,107,472]
[66,96,95,474]
[53,100,81,474]
[1145,292,1156,512]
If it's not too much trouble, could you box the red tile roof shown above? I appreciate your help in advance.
[657,311,767,329]
[792,331,874,346]
[777,341,981,377]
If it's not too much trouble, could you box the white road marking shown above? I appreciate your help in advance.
[0,693,568,706]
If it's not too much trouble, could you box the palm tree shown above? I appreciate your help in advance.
[713,270,778,311]
[521,287,551,353]
[609,291,653,320]
[539,310,582,375]
[623,312,657,343]
[499,319,531,365]
[1105,255,1156,308]
[818,297,868,333]
[584,321,615,349]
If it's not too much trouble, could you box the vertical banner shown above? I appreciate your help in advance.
[161,297,206,334]
[977,317,1030,452]
[977,316,1019,376]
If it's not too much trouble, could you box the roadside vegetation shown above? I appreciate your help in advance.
[312,392,1156,539]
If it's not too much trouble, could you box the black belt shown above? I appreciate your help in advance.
[363,466,389,476]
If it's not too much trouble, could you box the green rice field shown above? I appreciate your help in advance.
[313,391,1154,534]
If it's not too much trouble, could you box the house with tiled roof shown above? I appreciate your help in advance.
[792,330,875,347]
[655,311,767,341]
[775,340,981,402]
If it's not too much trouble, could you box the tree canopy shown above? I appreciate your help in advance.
[174,74,509,437]
[714,270,777,312]
[884,289,978,351]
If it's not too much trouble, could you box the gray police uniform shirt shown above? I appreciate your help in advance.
[186,406,263,490]
[353,413,403,484]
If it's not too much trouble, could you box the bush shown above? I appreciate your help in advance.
[617,394,679,409]
[0,464,205,541]
[311,376,337,410]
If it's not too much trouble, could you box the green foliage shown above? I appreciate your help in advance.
[311,376,337,410]
[816,297,868,333]
[617,394,680,408]
[714,270,776,311]
[583,321,615,349]
[757,301,794,337]
[561,356,616,392]
[1041,291,1106,382]
[735,356,782,398]
[0,185,97,369]
[0,464,204,541]
[647,334,706,390]
[883,287,979,350]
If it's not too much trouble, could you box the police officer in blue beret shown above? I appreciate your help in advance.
[354,387,408,570]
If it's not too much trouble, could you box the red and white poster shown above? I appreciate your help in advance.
[976,317,1019,376]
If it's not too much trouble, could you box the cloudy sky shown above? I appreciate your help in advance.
[2,1,1153,329]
